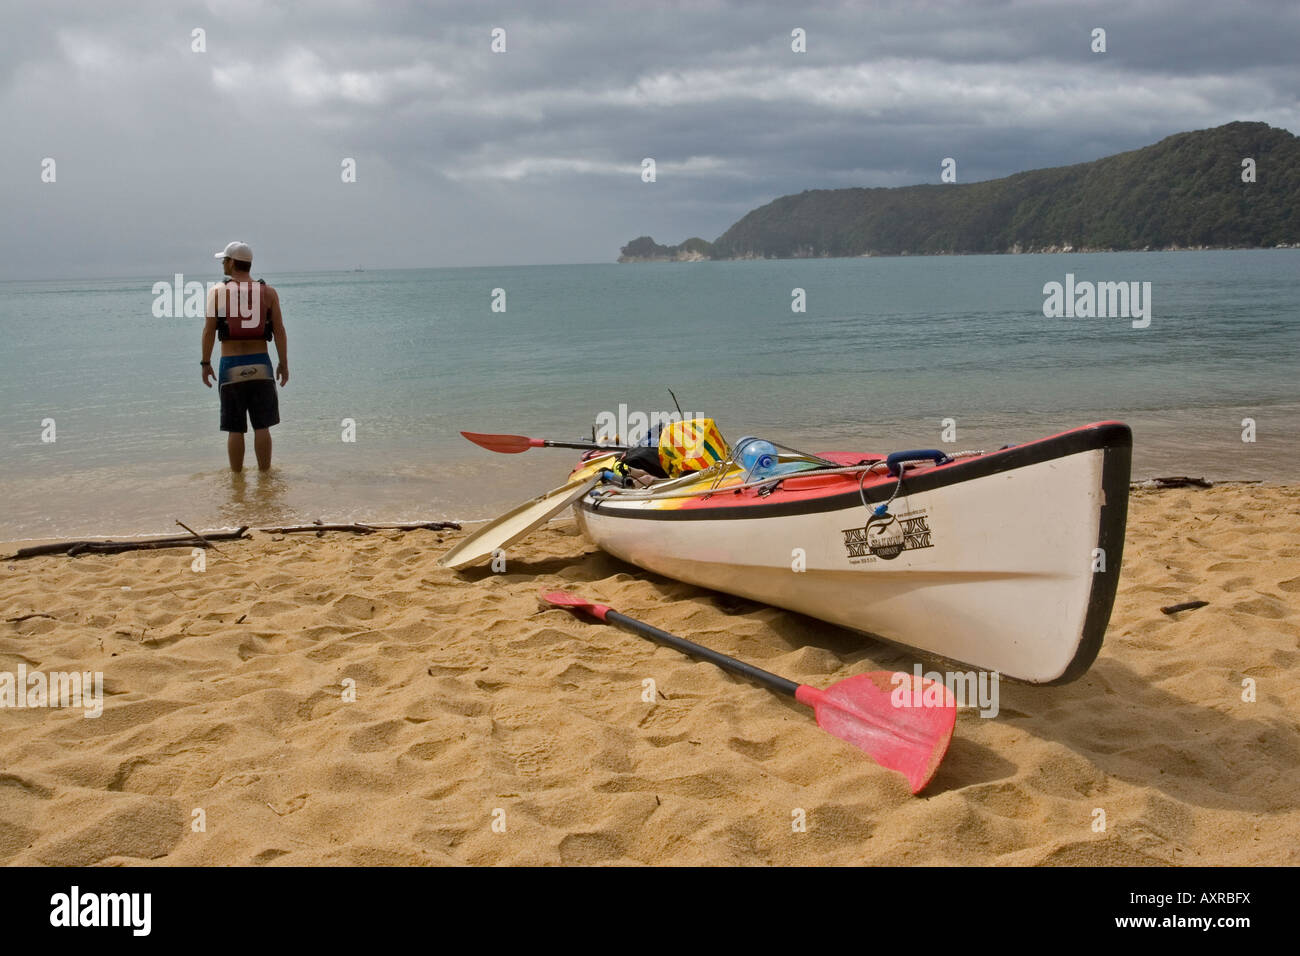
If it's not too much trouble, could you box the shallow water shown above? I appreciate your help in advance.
[2,249,1296,538]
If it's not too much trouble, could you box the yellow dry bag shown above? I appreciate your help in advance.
[658,418,729,477]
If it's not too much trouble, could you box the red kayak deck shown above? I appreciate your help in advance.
[585,422,1130,519]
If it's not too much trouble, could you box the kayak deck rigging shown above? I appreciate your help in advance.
[583,448,991,510]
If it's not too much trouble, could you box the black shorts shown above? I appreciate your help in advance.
[220,380,280,432]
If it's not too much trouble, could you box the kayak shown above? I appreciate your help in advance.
[572,421,1131,684]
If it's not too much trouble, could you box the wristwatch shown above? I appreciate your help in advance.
[200,360,211,366]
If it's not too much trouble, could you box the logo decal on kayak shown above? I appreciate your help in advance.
[842,510,934,562]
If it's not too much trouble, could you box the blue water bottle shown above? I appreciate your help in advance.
[737,436,779,477]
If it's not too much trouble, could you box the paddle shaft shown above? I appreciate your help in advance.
[544,439,630,452]
[460,431,630,454]
[603,609,800,699]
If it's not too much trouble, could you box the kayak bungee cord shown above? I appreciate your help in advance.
[703,437,843,493]
[855,448,988,515]
[590,449,987,504]
[750,438,840,468]
[724,436,840,486]
[861,465,903,517]
[593,463,884,503]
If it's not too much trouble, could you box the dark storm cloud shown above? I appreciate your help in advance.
[1,0,1296,277]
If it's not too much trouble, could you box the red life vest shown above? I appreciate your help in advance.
[216,279,273,341]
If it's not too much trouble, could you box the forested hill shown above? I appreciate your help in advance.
[619,122,1299,260]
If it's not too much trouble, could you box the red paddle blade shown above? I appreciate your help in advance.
[540,589,611,619]
[461,431,540,454]
[796,672,956,794]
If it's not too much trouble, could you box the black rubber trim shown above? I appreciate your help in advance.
[580,423,1132,522]
[1042,431,1131,684]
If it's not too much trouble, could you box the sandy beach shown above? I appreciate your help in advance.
[1,483,1297,866]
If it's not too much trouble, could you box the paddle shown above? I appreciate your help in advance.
[462,431,630,454]
[436,475,602,569]
[540,590,957,794]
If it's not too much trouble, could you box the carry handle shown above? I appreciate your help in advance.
[885,449,952,477]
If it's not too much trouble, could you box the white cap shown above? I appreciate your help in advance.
[214,241,253,261]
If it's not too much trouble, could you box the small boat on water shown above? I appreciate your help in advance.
[570,421,1132,684]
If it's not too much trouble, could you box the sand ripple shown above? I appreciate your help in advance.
[1,485,1297,865]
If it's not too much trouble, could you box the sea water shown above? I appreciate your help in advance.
[1,249,1296,539]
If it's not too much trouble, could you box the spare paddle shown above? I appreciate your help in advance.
[541,590,957,794]
[462,431,629,454]
[436,476,601,569]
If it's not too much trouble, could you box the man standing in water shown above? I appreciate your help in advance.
[200,241,288,471]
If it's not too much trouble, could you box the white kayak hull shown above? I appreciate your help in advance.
[575,423,1131,684]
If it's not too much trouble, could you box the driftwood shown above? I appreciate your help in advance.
[360,521,461,531]
[4,519,460,560]
[66,540,208,557]
[1161,600,1210,615]
[176,519,228,555]
[1132,476,1214,489]
[259,520,461,536]
[5,527,250,560]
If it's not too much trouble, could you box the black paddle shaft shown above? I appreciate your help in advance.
[546,440,630,452]
[604,609,800,698]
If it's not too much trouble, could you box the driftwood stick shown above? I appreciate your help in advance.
[261,523,379,535]
[259,521,460,535]
[69,540,205,556]
[356,521,462,531]
[1132,476,1214,489]
[176,519,228,555]
[5,527,249,561]
[3,521,456,559]
[1161,600,1210,615]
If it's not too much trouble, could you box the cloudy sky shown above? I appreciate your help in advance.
[3,0,1297,278]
